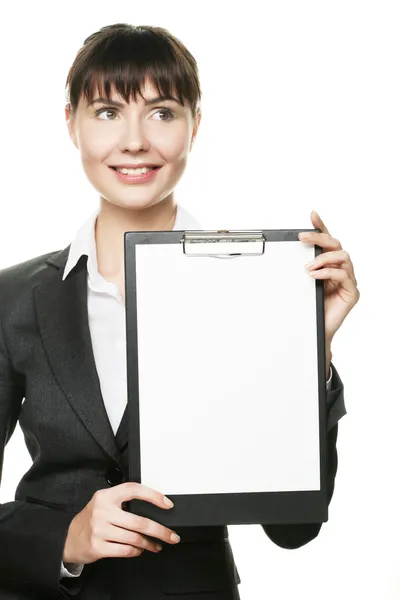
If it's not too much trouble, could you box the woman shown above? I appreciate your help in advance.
[0,23,359,600]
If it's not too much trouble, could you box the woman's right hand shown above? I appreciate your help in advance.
[62,482,180,564]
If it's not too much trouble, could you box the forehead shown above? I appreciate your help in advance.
[81,75,179,107]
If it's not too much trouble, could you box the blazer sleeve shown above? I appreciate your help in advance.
[261,361,346,549]
[0,306,87,598]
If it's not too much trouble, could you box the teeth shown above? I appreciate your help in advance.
[116,167,154,175]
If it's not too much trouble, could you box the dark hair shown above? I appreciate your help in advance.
[65,23,202,119]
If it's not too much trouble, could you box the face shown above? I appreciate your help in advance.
[65,77,201,211]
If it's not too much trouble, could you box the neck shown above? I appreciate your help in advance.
[95,196,178,279]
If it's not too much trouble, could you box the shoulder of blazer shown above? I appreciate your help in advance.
[0,245,71,312]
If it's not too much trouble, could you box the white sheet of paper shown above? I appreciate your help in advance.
[134,240,321,495]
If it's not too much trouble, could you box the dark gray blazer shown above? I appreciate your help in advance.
[0,245,346,600]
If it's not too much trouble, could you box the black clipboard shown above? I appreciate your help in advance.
[124,228,327,527]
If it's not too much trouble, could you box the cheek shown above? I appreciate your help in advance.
[76,120,191,167]
[78,123,116,165]
[159,141,189,166]
[155,124,191,162]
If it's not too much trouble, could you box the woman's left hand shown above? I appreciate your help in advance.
[298,211,360,376]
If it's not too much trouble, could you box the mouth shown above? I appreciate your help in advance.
[108,164,162,184]
[109,166,160,173]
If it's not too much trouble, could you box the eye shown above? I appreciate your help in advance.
[94,106,176,122]
[153,108,175,121]
[95,107,117,120]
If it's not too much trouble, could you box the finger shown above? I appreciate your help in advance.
[305,250,357,284]
[298,231,342,251]
[310,211,331,236]
[102,522,163,554]
[111,482,174,510]
[100,540,144,559]
[308,267,358,298]
[110,507,180,545]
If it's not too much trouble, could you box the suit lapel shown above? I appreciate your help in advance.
[34,246,127,462]
[33,206,201,464]
[115,407,129,453]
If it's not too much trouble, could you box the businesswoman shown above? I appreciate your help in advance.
[0,23,359,600]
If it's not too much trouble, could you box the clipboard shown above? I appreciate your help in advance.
[124,228,328,527]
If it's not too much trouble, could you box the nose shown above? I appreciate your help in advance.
[119,115,151,153]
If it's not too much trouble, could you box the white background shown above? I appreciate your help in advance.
[0,1,399,598]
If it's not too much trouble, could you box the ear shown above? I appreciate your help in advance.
[190,110,202,151]
[65,103,78,149]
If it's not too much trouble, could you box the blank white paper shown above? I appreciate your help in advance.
[133,240,321,495]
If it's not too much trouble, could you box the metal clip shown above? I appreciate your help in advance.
[182,230,265,258]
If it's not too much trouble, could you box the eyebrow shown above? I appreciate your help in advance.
[87,95,183,108]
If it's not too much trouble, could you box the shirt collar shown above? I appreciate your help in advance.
[62,204,202,282]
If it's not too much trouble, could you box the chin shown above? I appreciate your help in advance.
[102,194,165,211]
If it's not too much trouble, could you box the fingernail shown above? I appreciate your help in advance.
[171,533,181,543]
[305,261,315,269]
[164,496,174,507]
[156,543,163,551]
[299,233,309,240]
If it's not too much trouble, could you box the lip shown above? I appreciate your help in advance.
[110,163,161,169]
[109,165,161,184]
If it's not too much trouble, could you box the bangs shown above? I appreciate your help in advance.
[66,25,201,117]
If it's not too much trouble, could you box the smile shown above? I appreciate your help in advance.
[109,165,161,184]
[111,166,157,175]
